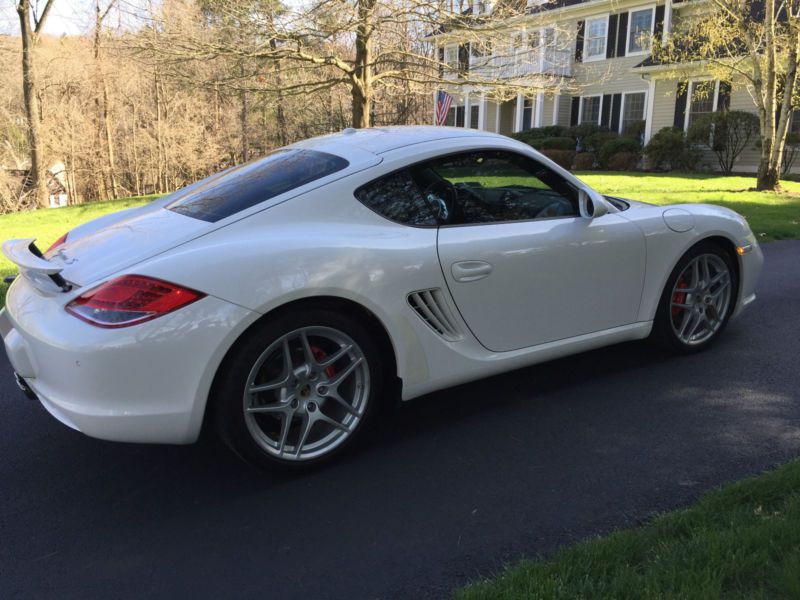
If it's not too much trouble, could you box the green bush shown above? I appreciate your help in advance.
[783,132,800,175]
[511,125,569,146]
[532,136,576,151]
[687,110,759,174]
[598,137,642,168]
[606,151,641,171]
[573,152,596,170]
[539,149,575,170]
[622,120,646,141]
[583,130,619,154]
[644,127,701,171]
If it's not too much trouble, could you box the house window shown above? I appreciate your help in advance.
[470,105,480,129]
[580,95,602,124]
[627,7,655,55]
[585,16,608,60]
[686,80,717,129]
[621,92,646,133]
[522,98,534,130]
[790,110,800,135]
[444,45,459,69]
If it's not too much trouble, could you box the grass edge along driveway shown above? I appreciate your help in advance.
[456,459,800,599]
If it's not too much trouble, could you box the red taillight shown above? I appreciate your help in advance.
[46,232,68,254]
[65,275,205,328]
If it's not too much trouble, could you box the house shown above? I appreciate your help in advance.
[3,163,70,208]
[429,0,799,172]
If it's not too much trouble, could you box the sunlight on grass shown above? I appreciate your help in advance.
[456,459,800,599]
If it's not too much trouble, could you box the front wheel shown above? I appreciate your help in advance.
[651,242,738,353]
[213,309,384,470]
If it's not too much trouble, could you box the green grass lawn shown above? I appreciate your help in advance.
[577,172,800,243]
[456,459,800,599]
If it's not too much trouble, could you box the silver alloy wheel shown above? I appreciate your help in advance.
[243,326,370,461]
[670,253,732,346]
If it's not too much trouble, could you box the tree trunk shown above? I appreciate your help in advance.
[16,0,48,208]
[102,81,119,198]
[351,0,375,128]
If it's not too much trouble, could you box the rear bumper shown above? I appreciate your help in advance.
[1,276,256,444]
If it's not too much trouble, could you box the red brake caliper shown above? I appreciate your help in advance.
[672,277,688,318]
[311,346,337,379]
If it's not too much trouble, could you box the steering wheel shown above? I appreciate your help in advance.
[535,200,573,219]
[422,180,458,224]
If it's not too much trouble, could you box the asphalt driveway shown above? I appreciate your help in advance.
[1,241,799,599]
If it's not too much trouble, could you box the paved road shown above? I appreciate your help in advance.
[1,241,799,599]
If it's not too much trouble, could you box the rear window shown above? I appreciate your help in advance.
[167,149,349,222]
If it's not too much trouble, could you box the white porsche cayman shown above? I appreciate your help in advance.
[1,126,763,469]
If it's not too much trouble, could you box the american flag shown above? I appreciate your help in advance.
[435,90,453,126]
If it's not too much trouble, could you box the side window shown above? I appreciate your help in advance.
[355,169,438,227]
[412,150,579,225]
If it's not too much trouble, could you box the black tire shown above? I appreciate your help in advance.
[212,308,385,471]
[650,241,738,354]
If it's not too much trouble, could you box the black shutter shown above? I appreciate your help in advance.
[570,96,580,126]
[717,81,732,111]
[606,14,618,58]
[674,80,688,129]
[654,5,665,41]
[610,93,622,132]
[458,44,469,75]
[601,94,612,128]
[616,12,628,57]
[575,20,585,62]
[456,106,465,127]
[437,47,444,77]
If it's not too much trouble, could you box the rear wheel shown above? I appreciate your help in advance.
[651,242,737,353]
[213,309,384,470]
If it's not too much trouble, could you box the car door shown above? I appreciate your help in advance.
[428,150,646,352]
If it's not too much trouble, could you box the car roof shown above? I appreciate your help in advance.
[289,125,508,156]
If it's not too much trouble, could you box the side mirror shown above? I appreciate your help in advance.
[578,189,609,219]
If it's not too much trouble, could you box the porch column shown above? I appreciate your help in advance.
[464,93,472,128]
[552,93,560,126]
[514,92,524,132]
[478,92,486,130]
[535,91,545,127]
[644,78,657,143]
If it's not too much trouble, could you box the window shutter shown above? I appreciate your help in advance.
[601,94,612,128]
[606,15,618,59]
[575,20,585,62]
[654,5,665,40]
[458,45,469,75]
[674,81,688,129]
[717,81,732,111]
[610,93,622,132]
[616,12,628,57]
[571,97,580,126]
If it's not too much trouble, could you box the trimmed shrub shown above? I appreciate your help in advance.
[582,130,619,154]
[598,137,642,168]
[567,123,606,141]
[535,136,577,151]
[511,125,569,146]
[540,149,575,170]
[687,110,759,174]
[644,127,701,170]
[622,120,646,141]
[606,151,641,171]
[573,152,597,170]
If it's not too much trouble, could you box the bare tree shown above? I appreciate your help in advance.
[16,0,56,208]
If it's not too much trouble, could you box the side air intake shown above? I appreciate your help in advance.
[407,289,462,341]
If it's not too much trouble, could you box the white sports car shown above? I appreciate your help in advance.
[1,126,763,469]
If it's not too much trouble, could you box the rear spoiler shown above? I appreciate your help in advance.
[2,239,72,292]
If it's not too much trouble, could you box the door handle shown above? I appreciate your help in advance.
[451,260,493,282]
